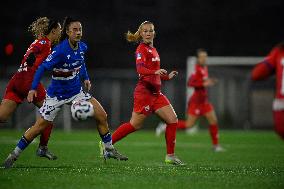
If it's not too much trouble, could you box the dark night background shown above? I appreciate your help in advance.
[1,0,284,71]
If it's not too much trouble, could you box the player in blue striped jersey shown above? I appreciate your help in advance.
[3,17,128,168]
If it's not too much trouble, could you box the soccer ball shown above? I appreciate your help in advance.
[71,100,94,121]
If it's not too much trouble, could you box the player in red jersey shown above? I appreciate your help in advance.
[0,17,61,159]
[108,21,184,165]
[251,43,284,140]
[156,49,225,152]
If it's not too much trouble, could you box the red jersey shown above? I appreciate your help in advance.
[188,64,209,104]
[16,37,51,81]
[135,43,161,93]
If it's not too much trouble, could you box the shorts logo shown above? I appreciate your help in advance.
[144,105,150,112]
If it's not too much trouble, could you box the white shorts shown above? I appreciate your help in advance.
[39,90,92,122]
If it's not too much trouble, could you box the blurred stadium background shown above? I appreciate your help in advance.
[0,0,283,131]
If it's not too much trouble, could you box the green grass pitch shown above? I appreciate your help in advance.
[0,129,284,189]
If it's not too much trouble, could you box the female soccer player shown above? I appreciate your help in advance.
[156,49,224,152]
[0,17,61,160]
[109,21,184,165]
[251,43,284,140]
[3,17,127,168]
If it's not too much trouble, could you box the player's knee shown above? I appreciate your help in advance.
[165,116,178,125]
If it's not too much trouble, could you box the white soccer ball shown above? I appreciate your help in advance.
[71,100,94,121]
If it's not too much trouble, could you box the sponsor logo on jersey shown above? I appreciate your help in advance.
[72,61,80,66]
[67,55,71,59]
[136,53,142,60]
[39,40,46,45]
[151,57,160,62]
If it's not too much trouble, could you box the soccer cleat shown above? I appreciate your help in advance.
[165,155,186,166]
[99,141,128,161]
[155,122,166,137]
[3,152,17,169]
[185,126,199,135]
[36,146,57,160]
[213,145,226,152]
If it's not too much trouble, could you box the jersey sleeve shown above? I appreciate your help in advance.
[263,47,279,69]
[80,62,90,81]
[251,47,278,81]
[135,48,156,75]
[31,48,62,90]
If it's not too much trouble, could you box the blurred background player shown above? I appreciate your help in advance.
[0,17,61,160]
[251,42,284,140]
[108,21,185,165]
[156,49,225,152]
[3,16,128,168]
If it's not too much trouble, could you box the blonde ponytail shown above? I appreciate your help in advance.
[28,17,50,39]
[125,21,153,43]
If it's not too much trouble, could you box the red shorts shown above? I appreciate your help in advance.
[133,91,171,116]
[3,75,46,104]
[187,102,213,116]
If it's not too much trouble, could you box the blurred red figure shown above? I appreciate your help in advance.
[156,49,225,152]
[0,17,61,159]
[111,21,185,165]
[251,43,284,140]
[5,43,14,56]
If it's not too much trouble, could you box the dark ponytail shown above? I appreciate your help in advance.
[45,19,60,35]
[60,16,80,42]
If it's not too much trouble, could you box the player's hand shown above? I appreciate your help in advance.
[155,69,167,75]
[203,78,217,87]
[27,90,37,103]
[84,80,91,92]
[168,71,178,79]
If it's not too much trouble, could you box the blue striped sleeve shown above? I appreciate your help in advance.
[80,62,90,81]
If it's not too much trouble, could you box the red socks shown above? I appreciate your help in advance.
[177,120,187,129]
[39,123,53,146]
[165,123,177,154]
[209,124,219,145]
[112,122,136,144]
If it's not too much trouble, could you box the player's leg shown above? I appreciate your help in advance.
[33,100,57,160]
[155,104,185,165]
[112,90,149,143]
[0,99,18,123]
[154,94,185,165]
[88,97,128,161]
[112,112,146,144]
[3,117,51,168]
[32,83,57,159]
[273,110,284,140]
[204,107,224,152]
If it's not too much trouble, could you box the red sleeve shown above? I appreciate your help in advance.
[251,62,274,81]
[251,47,277,81]
[264,47,278,68]
[136,47,156,75]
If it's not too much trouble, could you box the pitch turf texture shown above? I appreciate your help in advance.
[0,130,283,189]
